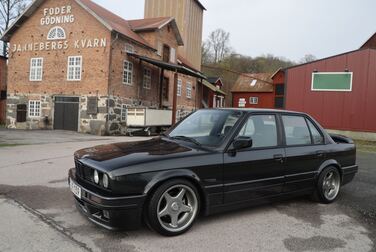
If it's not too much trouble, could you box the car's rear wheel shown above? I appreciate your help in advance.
[313,166,341,203]
[147,179,200,236]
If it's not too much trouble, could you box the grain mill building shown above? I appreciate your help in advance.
[2,0,205,135]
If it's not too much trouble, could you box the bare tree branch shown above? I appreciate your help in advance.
[0,0,30,56]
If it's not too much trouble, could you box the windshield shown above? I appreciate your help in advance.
[168,110,242,147]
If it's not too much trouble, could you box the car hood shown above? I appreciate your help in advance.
[74,137,207,174]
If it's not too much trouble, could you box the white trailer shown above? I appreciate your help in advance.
[126,108,173,136]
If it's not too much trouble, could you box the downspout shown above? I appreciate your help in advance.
[106,32,119,135]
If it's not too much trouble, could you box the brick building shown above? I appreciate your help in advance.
[0,56,7,124]
[2,0,203,135]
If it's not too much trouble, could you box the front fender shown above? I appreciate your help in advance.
[143,169,203,195]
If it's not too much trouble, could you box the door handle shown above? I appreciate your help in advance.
[316,151,325,158]
[274,154,284,164]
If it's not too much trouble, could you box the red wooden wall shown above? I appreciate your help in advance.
[232,92,274,109]
[285,48,376,132]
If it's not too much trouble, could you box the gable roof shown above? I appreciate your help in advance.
[231,73,274,93]
[1,0,183,49]
[207,77,222,85]
[194,0,207,10]
[360,31,376,49]
[128,17,184,46]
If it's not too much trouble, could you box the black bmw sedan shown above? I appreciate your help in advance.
[69,109,358,236]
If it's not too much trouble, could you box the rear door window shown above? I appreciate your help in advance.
[307,120,324,144]
[282,115,311,146]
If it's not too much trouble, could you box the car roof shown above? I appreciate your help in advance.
[206,108,306,115]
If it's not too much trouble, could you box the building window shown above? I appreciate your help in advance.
[47,26,66,40]
[170,48,176,63]
[0,90,6,100]
[67,56,82,81]
[121,104,127,122]
[275,84,285,96]
[177,79,182,96]
[28,100,41,117]
[16,104,27,122]
[250,97,259,105]
[30,58,43,81]
[274,97,284,109]
[186,82,192,99]
[143,68,151,89]
[157,41,163,56]
[162,77,169,100]
[238,98,246,108]
[125,43,134,53]
[123,60,133,85]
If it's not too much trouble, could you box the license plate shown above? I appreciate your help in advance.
[70,179,81,199]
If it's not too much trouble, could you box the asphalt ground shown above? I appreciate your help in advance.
[0,130,374,252]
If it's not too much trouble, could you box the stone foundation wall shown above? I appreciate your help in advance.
[6,93,197,135]
[6,93,108,135]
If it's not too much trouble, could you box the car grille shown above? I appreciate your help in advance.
[75,159,94,183]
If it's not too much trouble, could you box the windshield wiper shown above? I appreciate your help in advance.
[170,136,202,146]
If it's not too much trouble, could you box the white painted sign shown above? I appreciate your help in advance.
[11,4,108,53]
[12,38,107,53]
[41,5,75,26]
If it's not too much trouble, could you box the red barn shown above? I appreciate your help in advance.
[231,73,274,109]
[280,33,376,138]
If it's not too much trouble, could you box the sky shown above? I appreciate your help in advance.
[93,0,376,62]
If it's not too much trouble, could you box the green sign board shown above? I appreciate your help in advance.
[311,72,353,91]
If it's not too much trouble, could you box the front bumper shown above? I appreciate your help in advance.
[68,168,146,230]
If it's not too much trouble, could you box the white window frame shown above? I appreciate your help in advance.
[238,98,247,108]
[177,79,182,96]
[186,82,192,99]
[143,68,152,89]
[30,58,43,81]
[250,97,259,105]
[67,56,82,81]
[125,43,134,53]
[123,60,133,85]
[28,100,41,117]
[121,104,128,122]
[47,26,66,40]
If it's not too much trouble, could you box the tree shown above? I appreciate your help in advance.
[207,29,231,63]
[300,54,317,64]
[201,41,212,64]
[0,0,30,55]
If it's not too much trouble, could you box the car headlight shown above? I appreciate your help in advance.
[94,170,99,184]
[103,174,109,188]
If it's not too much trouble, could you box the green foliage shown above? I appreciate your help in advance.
[202,54,295,102]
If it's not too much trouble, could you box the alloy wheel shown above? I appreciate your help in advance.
[322,170,340,201]
[156,184,198,233]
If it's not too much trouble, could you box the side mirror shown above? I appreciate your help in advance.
[233,136,253,150]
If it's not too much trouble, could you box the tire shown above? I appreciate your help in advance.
[313,166,341,204]
[146,179,200,236]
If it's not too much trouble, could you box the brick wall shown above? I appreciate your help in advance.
[5,0,199,134]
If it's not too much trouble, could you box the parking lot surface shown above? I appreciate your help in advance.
[0,130,375,252]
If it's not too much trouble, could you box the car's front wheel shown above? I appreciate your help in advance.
[314,166,341,203]
[147,179,200,236]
